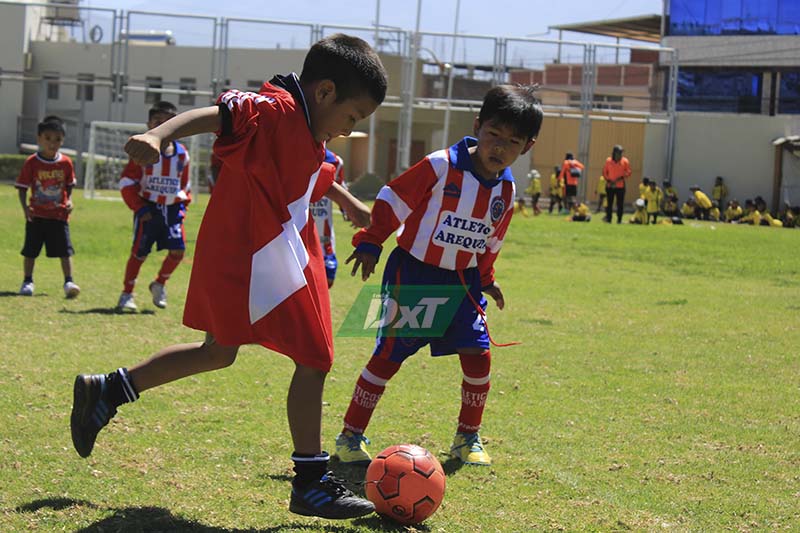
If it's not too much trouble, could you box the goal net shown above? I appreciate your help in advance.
[84,121,215,199]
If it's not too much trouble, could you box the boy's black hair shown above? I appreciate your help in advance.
[38,115,66,136]
[477,84,543,140]
[300,33,387,105]
[149,101,177,120]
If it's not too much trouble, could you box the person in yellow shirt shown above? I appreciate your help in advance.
[681,198,696,219]
[642,180,663,224]
[662,179,678,200]
[663,193,679,218]
[690,185,712,220]
[737,199,761,225]
[549,166,563,214]
[570,201,591,222]
[724,199,743,222]
[595,176,606,213]
[638,177,650,199]
[756,198,783,227]
[628,198,648,224]
[712,176,728,208]
[709,201,721,221]
[521,169,542,216]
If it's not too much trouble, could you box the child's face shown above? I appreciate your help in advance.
[309,81,379,143]
[471,118,533,178]
[37,130,64,158]
[148,111,176,130]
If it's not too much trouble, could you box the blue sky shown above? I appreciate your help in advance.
[84,0,663,41]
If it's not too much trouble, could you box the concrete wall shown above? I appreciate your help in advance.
[0,4,26,153]
[670,113,800,204]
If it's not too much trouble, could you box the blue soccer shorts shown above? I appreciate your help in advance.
[372,247,489,362]
[131,203,186,257]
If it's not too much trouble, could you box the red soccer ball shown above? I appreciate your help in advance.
[365,444,446,525]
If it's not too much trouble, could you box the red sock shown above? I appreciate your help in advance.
[123,254,145,293]
[457,351,491,433]
[156,251,183,285]
[342,357,400,434]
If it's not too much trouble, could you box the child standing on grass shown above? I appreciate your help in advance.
[116,101,191,312]
[70,33,386,520]
[334,85,543,467]
[15,116,80,298]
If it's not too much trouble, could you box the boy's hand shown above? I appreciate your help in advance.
[22,206,32,222]
[483,282,505,310]
[125,133,163,165]
[344,202,372,228]
[346,250,378,281]
[65,200,73,214]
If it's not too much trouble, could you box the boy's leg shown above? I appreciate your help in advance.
[23,256,35,278]
[123,254,146,294]
[288,362,375,519]
[71,337,239,457]
[616,189,625,223]
[337,357,401,464]
[156,250,184,286]
[450,348,492,466]
[61,256,81,298]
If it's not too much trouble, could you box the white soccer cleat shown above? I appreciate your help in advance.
[117,292,137,312]
[149,281,167,309]
[19,281,34,296]
[64,281,81,299]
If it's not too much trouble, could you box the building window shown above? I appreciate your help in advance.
[145,76,162,104]
[44,72,59,100]
[675,69,762,113]
[668,0,800,36]
[179,77,196,106]
[779,72,800,114]
[76,73,94,102]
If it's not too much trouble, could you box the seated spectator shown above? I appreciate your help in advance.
[756,198,783,227]
[681,198,696,219]
[690,185,712,220]
[628,198,648,224]
[737,199,761,225]
[570,201,591,222]
[724,200,743,222]
[663,194,680,218]
[709,201,721,222]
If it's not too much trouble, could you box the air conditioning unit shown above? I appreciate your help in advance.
[45,0,81,24]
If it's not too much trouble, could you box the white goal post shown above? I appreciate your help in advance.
[83,120,215,199]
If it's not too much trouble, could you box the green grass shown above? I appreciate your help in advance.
[1,185,799,532]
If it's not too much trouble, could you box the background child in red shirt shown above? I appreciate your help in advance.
[15,115,80,298]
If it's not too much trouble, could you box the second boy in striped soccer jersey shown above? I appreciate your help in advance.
[117,101,191,312]
[310,149,346,287]
[337,85,543,467]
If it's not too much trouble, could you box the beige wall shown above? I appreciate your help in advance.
[0,4,27,153]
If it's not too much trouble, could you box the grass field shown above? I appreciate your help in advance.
[1,185,799,532]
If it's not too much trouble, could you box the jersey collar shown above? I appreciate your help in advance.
[269,72,312,129]
[448,136,514,187]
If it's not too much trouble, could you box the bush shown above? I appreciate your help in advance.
[347,172,385,200]
[0,154,28,182]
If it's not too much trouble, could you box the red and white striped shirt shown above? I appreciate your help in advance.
[311,149,345,256]
[353,137,515,287]
[119,141,191,210]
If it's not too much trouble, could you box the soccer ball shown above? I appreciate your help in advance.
[365,444,446,525]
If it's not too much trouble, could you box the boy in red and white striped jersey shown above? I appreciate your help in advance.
[116,101,191,312]
[336,85,543,466]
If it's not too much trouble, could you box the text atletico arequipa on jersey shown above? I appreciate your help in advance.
[354,136,515,288]
[119,142,191,210]
[182,74,335,371]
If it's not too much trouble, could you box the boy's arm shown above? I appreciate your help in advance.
[119,159,149,212]
[125,106,221,166]
[476,198,515,305]
[325,181,370,228]
[17,187,31,222]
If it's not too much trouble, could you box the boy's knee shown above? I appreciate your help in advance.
[203,336,238,368]
[168,250,185,260]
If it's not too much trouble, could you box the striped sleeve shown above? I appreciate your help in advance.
[476,183,515,287]
[352,156,440,252]
[119,159,147,211]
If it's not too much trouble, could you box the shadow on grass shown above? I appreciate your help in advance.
[0,291,47,297]
[59,307,156,315]
[14,498,382,533]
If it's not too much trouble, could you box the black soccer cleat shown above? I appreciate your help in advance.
[289,472,375,519]
[70,374,117,458]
